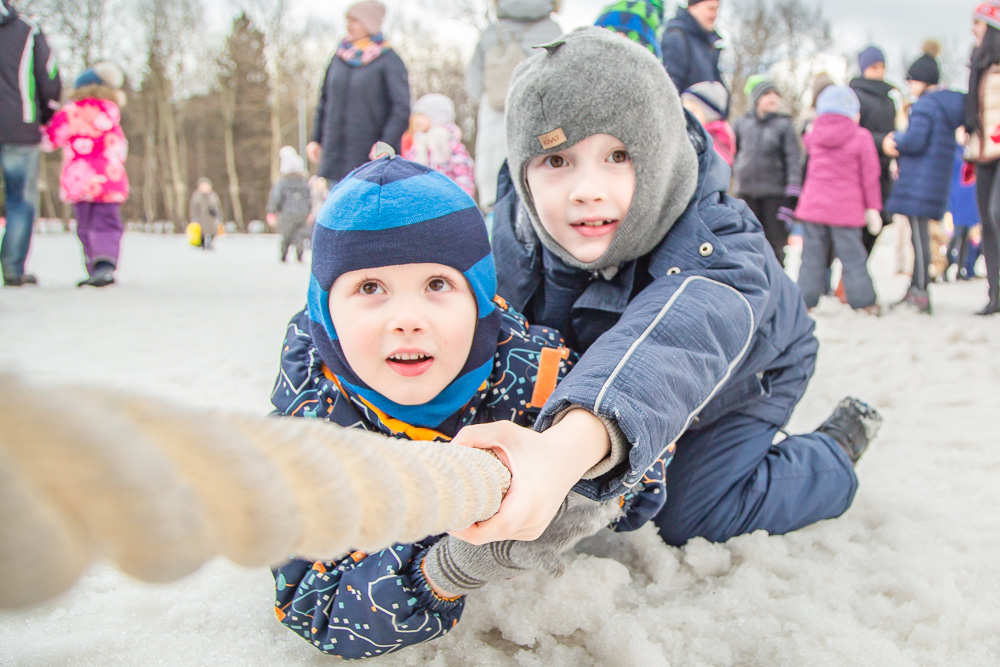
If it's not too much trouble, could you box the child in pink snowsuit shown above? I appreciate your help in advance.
[681,82,736,165]
[794,85,882,312]
[44,63,129,287]
[401,93,476,199]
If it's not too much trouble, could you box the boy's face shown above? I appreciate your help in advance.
[756,90,781,115]
[328,263,478,406]
[524,133,635,265]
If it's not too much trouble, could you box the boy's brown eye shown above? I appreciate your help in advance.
[610,149,630,163]
[427,278,450,292]
[545,155,566,168]
[359,281,383,295]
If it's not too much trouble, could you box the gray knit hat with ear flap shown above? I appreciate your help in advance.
[505,26,698,272]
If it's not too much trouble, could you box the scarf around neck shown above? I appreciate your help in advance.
[336,34,389,66]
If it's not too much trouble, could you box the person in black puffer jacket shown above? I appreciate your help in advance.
[732,76,802,267]
[850,45,899,255]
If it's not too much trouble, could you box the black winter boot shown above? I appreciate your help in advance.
[77,262,115,288]
[817,397,883,465]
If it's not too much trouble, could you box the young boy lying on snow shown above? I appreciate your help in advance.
[448,27,884,550]
[269,154,653,659]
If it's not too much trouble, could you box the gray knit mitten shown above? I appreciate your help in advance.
[422,491,623,596]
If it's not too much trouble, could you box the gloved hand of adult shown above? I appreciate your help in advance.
[865,208,883,235]
[422,491,623,597]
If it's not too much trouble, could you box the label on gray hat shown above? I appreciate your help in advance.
[537,127,567,150]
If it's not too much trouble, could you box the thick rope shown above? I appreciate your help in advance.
[0,374,510,609]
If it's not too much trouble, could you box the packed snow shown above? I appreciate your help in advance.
[1,230,998,666]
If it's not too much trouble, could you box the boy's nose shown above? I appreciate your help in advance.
[388,307,426,333]
[569,165,606,203]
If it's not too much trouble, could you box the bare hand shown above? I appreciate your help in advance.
[306,141,322,165]
[448,410,612,544]
[882,133,899,158]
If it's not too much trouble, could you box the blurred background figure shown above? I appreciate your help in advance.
[661,0,725,101]
[0,0,61,287]
[189,178,223,251]
[465,0,561,211]
[267,146,311,263]
[681,81,735,164]
[306,1,410,183]
[44,62,128,287]
[594,0,666,58]
[402,93,476,199]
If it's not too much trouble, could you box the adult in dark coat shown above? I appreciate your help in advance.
[849,45,898,255]
[660,0,725,97]
[0,0,62,286]
[306,1,410,183]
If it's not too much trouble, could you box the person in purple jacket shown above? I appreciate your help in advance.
[795,85,883,313]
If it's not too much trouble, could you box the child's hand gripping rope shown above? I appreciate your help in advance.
[423,491,623,597]
[0,373,511,609]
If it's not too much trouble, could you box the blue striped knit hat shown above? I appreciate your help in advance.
[307,155,500,429]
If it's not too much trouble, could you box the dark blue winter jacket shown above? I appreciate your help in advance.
[885,89,966,220]
[312,48,410,182]
[660,7,724,95]
[492,117,818,503]
[268,304,670,659]
[0,0,62,145]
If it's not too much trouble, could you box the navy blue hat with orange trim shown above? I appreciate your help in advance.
[307,153,500,428]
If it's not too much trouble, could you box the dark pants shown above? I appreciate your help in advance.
[741,194,787,266]
[73,202,123,275]
[947,227,973,279]
[908,216,932,292]
[798,223,876,309]
[975,162,1000,304]
[653,411,857,546]
[0,144,40,281]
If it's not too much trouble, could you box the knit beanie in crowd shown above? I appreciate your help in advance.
[682,81,728,122]
[346,0,386,36]
[975,2,1000,30]
[594,0,666,58]
[745,74,778,109]
[816,85,861,118]
[505,26,698,273]
[857,45,885,73]
[906,41,941,86]
[278,146,305,175]
[686,0,711,5]
[73,62,124,90]
[412,93,455,128]
[307,154,500,429]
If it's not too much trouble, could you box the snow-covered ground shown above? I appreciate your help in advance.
[1,231,999,666]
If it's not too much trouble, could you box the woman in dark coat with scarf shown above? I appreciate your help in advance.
[306,1,410,183]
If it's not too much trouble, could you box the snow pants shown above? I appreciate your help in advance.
[741,194,788,266]
[0,144,39,281]
[975,161,1000,305]
[653,409,858,546]
[797,223,876,309]
[73,202,123,275]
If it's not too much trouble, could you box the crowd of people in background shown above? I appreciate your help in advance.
[3,0,998,313]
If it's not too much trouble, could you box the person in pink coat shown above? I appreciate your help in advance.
[44,62,129,287]
[795,85,883,312]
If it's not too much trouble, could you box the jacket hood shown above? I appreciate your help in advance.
[849,77,895,98]
[497,0,557,21]
[664,7,720,43]
[808,114,857,149]
[0,0,17,25]
[920,89,966,129]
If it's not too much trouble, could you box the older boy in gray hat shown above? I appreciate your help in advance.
[439,27,881,559]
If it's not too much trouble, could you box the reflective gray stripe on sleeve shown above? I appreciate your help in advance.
[594,275,755,470]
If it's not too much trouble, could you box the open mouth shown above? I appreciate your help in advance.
[386,352,434,377]
[571,219,619,237]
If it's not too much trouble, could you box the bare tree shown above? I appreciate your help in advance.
[722,0,832,118]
